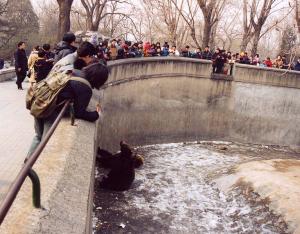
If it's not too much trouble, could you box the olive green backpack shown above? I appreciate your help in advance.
[26,71,91,118]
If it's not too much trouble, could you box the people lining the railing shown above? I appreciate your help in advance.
[26,39,109,158]
[14,32,300,88]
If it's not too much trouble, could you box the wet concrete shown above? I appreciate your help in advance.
[93,141,299,233]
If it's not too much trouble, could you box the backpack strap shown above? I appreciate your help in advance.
[70,76,92,90]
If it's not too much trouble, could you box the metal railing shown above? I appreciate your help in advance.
[0,100,74,225]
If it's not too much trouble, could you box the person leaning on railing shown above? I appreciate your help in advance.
[26,61,109,158]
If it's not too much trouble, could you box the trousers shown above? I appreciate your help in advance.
[16,71,26,88]
[26,115,56,159]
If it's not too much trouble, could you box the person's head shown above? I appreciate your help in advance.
[196,48,201,53]
[17,41,26,49]
[37,49,46,58]
[255,54,259,58]
[120,141,133,158]
[215,48,220,53]
[77,41,96,65]
[186,45,190,50]
[33,45,40,51]
[42,44,51,51]
[267,57,271,61]
[83,62,109,90]
[73,58,87,70]
[62,32,76,45]
[277,55,282,60]
[204,46,209,51]
[172,45,176,50]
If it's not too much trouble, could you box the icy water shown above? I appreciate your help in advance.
[93,142,297,234]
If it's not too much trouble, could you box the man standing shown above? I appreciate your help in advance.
[14,41,28,90]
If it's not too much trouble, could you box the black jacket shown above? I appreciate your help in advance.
[202,51,213,60]
[14,49,28,73]
[54,41,77,64]
[34,58,53,82]
[57,75,99,122]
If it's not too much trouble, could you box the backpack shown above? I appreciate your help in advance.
[26,70,91,118]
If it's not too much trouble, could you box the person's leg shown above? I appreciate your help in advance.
[26,114,56,161]
[16,72,21,89]
[19,72,26,89]
[41,115,56,139]
[26,118,44,158]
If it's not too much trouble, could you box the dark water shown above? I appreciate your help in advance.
[93,141,296,234]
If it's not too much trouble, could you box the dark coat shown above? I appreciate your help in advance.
[54,41,77,64]
[14,49,28,73]
[45,51,55,60]
[56,73,99,122]
[34,58,53,82]
[0,58,4,69]
[202,51,213,60]
[294,62,300,71]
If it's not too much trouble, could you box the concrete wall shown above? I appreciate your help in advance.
[0,118,96,234]
[97,57,300,152]
[0,68,15,82]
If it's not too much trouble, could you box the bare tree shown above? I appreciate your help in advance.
[171,0,201,48]
[80,0,130,31]
[295,0,300,33]
[80,0,108,31]
[144,0,183,45]
[197,0,227,48]
[240,0,255,51]
[57,0,74,41]
[240,0,292,56]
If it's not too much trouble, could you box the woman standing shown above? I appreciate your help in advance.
[27,46,40,86]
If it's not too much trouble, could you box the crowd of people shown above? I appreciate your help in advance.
[12,33,300,89]
[95,39,300,74]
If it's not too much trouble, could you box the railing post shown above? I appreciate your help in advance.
[27,169,41,208]
[70,102,75,126]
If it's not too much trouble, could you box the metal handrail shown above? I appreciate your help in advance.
[0,100,72,225]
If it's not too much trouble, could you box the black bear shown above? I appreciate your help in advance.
[97,141,144,191]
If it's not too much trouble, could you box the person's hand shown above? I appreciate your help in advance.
[18,68,21,72]
[96,103,101,113]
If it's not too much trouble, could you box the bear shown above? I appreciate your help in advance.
[97,141,144,191]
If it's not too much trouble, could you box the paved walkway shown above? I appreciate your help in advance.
[0,79,34,202]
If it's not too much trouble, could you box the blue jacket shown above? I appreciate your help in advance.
[294,62,300,71]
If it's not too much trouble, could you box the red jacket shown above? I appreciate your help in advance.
[264,60,272,67]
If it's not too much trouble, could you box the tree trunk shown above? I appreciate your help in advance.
[209,22,218,49]
[202,21,211,48]
[190,28,201,48]
[296,0,300,33]
[251,30,261,57]
[57,0,73,42]
[240,34,252,52]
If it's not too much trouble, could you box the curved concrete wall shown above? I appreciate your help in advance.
[0,68,15,82]
[97,57,300,152]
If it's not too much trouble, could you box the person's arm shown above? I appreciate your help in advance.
[72,81,99,122]
[14,51,19,70]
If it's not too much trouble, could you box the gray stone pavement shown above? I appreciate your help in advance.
[0,78,34,202]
